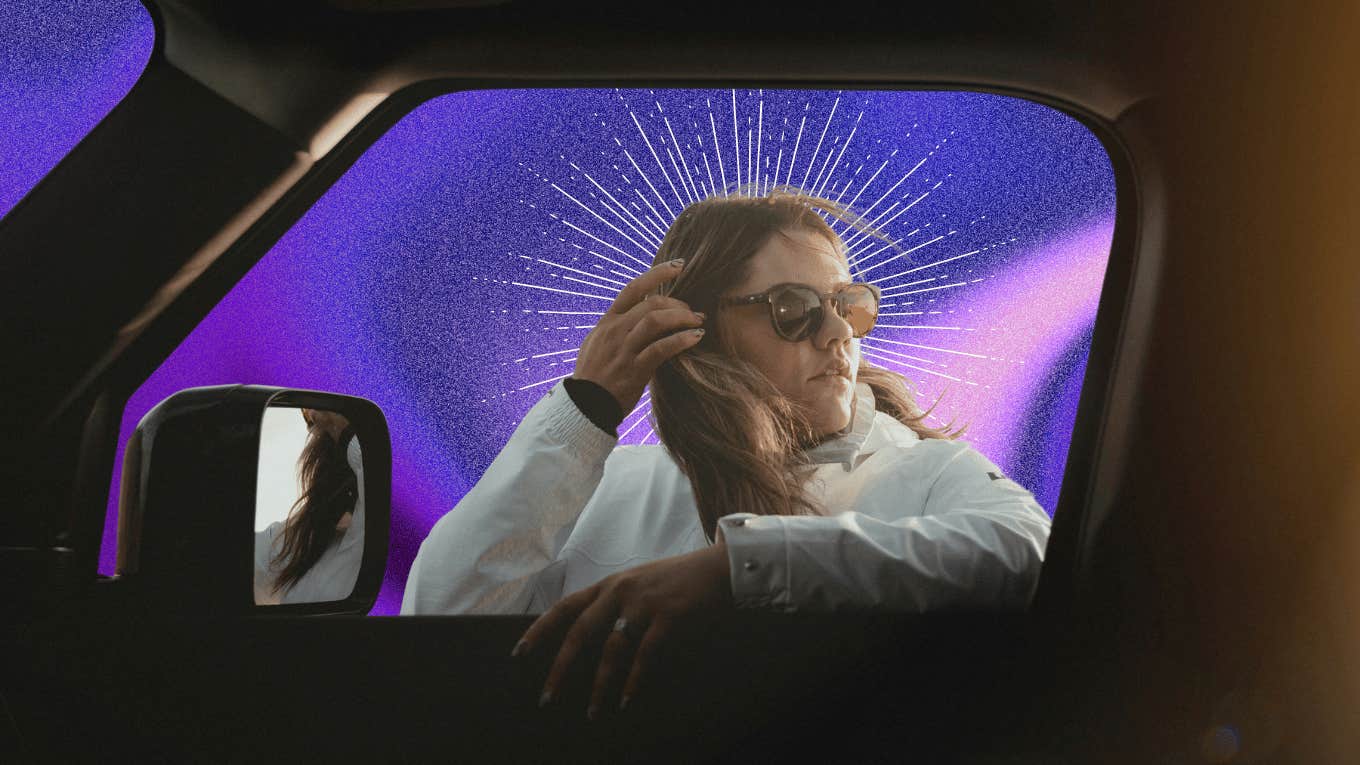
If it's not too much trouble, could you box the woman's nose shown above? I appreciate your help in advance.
[814,301,854,348]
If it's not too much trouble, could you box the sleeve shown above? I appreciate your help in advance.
[253,523,284,606]
[562,377,625,436]
[400,380,618,615]
[715,442,1051,613]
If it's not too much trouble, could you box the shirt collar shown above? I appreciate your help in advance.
[804,382,879,471]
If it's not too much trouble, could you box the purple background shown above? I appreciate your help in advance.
[0,2,1115,616]
[103,89,1114,615]
[0,0,153,219]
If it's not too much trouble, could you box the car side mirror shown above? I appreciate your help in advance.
[115,385,390,615]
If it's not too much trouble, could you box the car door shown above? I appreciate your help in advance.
[5,1,1360,763]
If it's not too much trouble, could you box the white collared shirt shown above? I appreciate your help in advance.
[402,380,1051,615]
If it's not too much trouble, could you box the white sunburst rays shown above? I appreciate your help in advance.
[490,88,1015,445]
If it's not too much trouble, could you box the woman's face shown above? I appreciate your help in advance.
[719,227,861,437]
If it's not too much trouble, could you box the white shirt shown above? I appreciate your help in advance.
[402,381,1050,615]
[254,437,366,605]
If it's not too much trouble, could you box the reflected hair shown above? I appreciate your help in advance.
[271,421,357,595]
[650,188,957,541]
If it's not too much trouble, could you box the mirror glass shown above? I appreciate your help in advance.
[254,405,365,605]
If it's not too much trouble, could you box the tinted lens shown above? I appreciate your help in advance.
[837,284,879,337]
[770,286,823,340]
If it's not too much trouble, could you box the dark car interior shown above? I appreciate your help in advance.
[2,0,1358,762]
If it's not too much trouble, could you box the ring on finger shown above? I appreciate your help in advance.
[611,616,642,642]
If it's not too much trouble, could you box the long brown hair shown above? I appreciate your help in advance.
[649,189,956,541]
[271,422,358,594]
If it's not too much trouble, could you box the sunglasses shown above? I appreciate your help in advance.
[719,282,881,341]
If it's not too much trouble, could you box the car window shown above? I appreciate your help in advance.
[102,88,1116,614]
[0,0,154,220]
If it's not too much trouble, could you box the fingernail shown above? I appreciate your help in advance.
[511,639,529,658]
[669,258,685,268]
[693,311,706,322]
[587,705,599,722]
[692,328,705,336]
[619,695,631,712]
[539,689,554,708]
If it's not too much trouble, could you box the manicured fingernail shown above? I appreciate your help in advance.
[511,639,529,657]
[587,705,599,722]
[693,311,706,322]
[692,328,705,336]
[539,689,554,708]
[668,258,685,268]
[619,695,631,711]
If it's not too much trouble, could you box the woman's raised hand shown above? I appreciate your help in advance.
[572,258,706,414]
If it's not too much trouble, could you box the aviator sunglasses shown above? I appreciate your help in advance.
[719,282,881,341]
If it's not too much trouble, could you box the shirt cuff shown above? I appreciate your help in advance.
[563,377,625,436]
[717,513,794,612]
[539,380,618,456]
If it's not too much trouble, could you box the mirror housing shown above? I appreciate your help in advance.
[116,385,390,616]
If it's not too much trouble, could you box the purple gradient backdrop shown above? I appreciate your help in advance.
[100,89,1114,615]
[0,0,153,219]
[0,2,1115,617]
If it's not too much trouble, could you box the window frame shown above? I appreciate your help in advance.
[94,78,1143,609]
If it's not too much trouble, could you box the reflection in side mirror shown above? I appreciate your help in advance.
[253,407,365,606]
[115,385,389,616]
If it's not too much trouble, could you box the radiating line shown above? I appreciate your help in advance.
[772,146,783,197]
[876,311,926,316]
[664,146,696,205]
[702,151,717,199]
[869,248,980,281]
[849,155,927,230]
[857,342,943,366]
[618,408,652,440]
[844,150,897,211]
[560,274,623,292]
[556,216,654,269]
[746,124,753,192]
[785,108,807,188]
[800,94,839,191]
[517,372,573,391]
[571,165,663,248]
[731,90,742,190]
[808,134,840,199]
[662,112,701,204]
[629,107,687,212]
[512,282,615,301]
[551,183,655,258]
[536,258,630,287]
[580,247,645,277]
[755,91,763,196]
[813,112,861,198]
[708,104,728,194]
[869,276,936,290]
[845,186,938,255]
[621,148,677,220]
[874,324,968,330]
[861,350,972,384]
[864,336,989,359]
[632,188,671,237]
[531,347,581,359]
[879,281,967,299]
[856,235,945,275]
[527,310,607,315]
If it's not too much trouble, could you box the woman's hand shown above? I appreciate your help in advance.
[513,543,733,719]
[573,258,706,414]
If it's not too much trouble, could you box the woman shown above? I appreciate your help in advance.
[402,190,1050,716]
[253,408,365,605]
